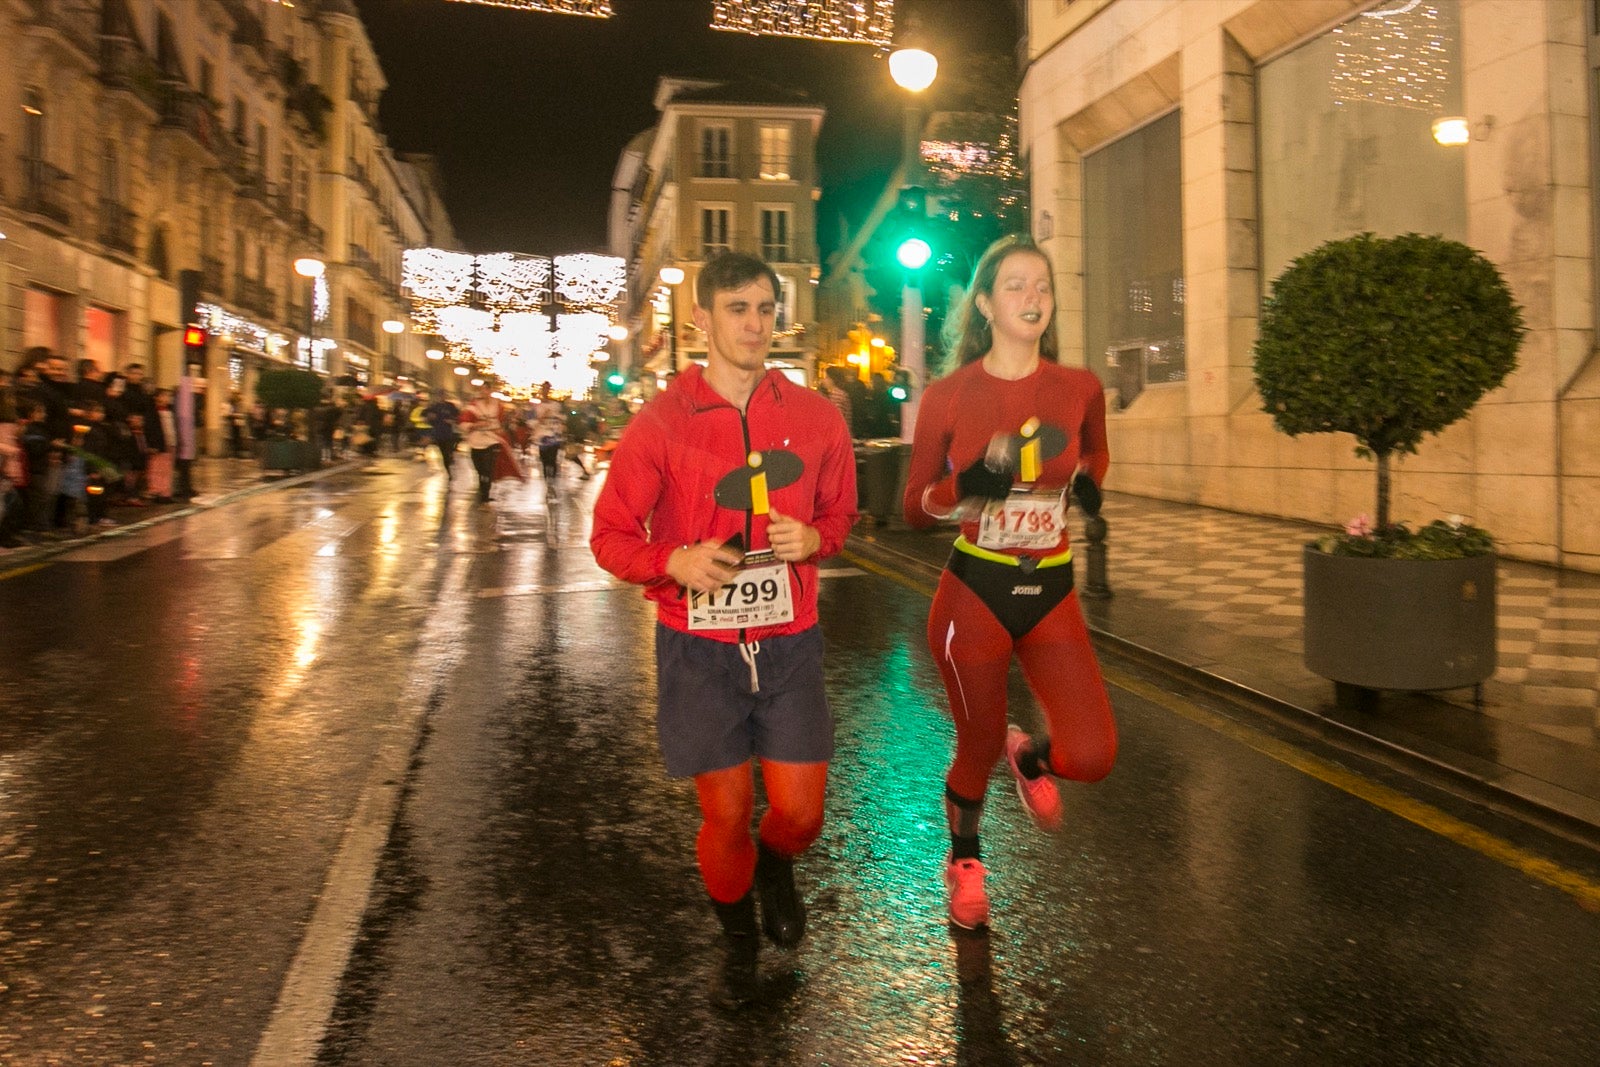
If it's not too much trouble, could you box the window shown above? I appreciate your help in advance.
[773,274,794,333]
[701,207,731,255]
[232,98,246,144]
[1083,110,1185,409]
[760,207,791,261]
[22,86,44,164]
[199,59,213,103]
[759,124,792,180]
[1258,0,1465,286]
[700,125,731,178]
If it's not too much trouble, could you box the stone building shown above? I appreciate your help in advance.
[610,76,824,386]
[1,0,456,452]
[1021,0,1599,571]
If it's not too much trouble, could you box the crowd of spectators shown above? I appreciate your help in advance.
[1,346,189,551]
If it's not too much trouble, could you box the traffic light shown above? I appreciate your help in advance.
[893,185,932,271]
[888,368,911,402]
[183,324,208,354]
[605,371,625,394]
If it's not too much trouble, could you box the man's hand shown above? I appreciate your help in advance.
[766,508,820,563]
[667,537,744,594]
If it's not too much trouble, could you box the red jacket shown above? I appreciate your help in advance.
[591,365,858,641]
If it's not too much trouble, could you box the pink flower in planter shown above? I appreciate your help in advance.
[1344,514,1374,537]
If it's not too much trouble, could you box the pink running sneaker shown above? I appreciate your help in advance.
[944,858,990,929]
[1006,724,1063,831]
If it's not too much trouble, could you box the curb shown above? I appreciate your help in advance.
[0,460,360,574]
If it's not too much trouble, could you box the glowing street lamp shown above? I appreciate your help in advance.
[382,318,405,384]
[889,26,936,443]
[293,257,325,370]
[659,266,685,373]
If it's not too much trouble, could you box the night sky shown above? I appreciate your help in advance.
[352,0,1019,258]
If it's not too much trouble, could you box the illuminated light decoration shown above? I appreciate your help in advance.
[403,247,623,397]
[197,302,292,361]
[443,0,612,15]
[711,0,893,46]
[1331,1,1452,112]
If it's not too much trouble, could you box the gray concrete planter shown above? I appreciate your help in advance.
[1302,547,1497,696]
[259,439,322,474]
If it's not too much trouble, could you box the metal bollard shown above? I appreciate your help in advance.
[1080,513,1112,600]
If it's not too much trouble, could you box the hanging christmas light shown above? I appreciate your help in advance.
[443,0,613,16]
[711,0,894,46]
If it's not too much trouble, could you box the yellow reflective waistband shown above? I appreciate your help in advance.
[953,535,1072,568]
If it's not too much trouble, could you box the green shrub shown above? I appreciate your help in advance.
[1254,233,1524,556]
[256,367,324,411]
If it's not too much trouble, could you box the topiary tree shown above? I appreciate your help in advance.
[1254,232,1525,530]
[256,367,323,411]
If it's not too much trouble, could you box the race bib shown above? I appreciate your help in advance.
[977,488,1067,550]
[687,550,795,631]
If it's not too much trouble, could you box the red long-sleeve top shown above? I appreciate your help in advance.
[902,359,1109,559]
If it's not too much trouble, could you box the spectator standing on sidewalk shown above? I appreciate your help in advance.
[591,251,858,1010]
[145,389,177,502]
[902,235,1117,931]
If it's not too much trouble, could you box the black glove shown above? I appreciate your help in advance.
[956,457,1013,501]
[1071,471,1102,517]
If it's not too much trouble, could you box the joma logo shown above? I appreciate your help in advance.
[1012,584,1042,596]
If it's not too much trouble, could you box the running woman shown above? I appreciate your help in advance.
[591,251,858,1008]
[902,235,1117,930]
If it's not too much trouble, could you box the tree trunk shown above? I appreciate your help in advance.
[1375,450,1391,529]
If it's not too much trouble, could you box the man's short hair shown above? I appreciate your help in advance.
[695,251,780,310]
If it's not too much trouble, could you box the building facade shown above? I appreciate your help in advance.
[1,0,456,452]
[1022,0,1599,572]
[611,76,824,386]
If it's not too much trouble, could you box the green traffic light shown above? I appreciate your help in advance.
[896,237,932,270]
[888,383,908,401]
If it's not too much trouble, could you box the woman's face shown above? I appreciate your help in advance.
[978,252,1054,347]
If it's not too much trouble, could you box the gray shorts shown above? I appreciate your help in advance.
[655,623,835,778]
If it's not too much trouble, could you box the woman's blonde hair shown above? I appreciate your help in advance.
[941,235,1059,367]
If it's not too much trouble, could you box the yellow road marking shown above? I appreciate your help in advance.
[0,562,49,582]
[841,544,1600,912]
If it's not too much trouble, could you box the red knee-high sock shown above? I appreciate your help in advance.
[695,767,757,904]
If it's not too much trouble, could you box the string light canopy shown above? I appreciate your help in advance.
[712,0,894,45]
[403,248,625,397]
[443,0,613,16]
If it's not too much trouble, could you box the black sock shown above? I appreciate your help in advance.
[950,833,981,862]
[1017,736,1052,779]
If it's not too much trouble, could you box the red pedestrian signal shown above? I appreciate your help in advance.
[183,325,208,350]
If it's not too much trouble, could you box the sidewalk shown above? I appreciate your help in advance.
[852,491,1600,843]
[0,454,357,572]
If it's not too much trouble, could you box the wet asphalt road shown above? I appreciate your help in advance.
[3,457,1600,1066]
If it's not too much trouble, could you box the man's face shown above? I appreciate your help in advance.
[125,366,145,385]
[44,359,68,381]
[694,278,777,375]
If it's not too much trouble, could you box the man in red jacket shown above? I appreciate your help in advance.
[591,251,857,1009]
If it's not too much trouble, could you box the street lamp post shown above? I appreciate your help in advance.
[382,318,405,386]
[659,266,684,375]
[889,33,937,444]
[293,256,325,371]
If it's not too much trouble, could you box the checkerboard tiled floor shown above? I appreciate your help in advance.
[1099,495,1600,745]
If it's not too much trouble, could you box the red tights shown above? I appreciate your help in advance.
[928,571,1117,804]
[694,759,827,904]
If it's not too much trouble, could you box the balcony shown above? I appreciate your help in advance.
[291,211,325,250]
[98,35,163,111]
[22,0,98,63]
[156,81,221,155]
[233,274,278,320]
[98,199,139,256]
[347,243,380,281]
[19,157,73,229]
[201,257,226,297]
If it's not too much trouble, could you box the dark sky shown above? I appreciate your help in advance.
[352,0,1019,257]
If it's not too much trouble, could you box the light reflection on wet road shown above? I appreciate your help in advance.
[1,457,1599,1065]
